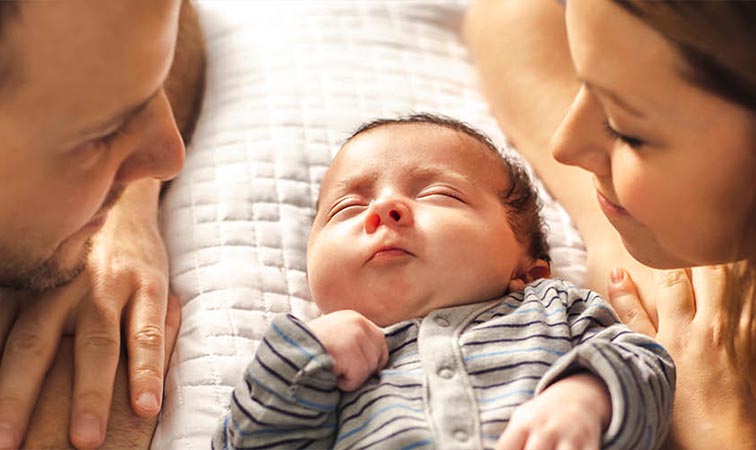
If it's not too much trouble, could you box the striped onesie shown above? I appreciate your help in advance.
[214,278,674,449]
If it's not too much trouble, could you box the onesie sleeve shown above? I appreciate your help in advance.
[536,282,675,450]
[213,314,340,449]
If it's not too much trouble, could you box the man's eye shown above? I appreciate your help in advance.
[76,128,123,153]
[603,121,646,149]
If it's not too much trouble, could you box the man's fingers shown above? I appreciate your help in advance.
[124,283,168,417]
[71,299,122,450]
[0,294,70,450]
[607,268,656,337]
[163,292,182,373]
[0,293,20,353]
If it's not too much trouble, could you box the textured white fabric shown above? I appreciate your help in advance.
[155,1,587,448]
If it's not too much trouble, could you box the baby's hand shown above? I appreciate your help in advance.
[307,310,389,392]
[496,373,611,450]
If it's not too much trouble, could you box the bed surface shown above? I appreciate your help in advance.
[155,2,587,448]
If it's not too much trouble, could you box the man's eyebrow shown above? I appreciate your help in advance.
[582,80,645,118]
[80,88,161,137]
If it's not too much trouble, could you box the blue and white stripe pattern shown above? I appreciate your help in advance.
[214,278,674,450]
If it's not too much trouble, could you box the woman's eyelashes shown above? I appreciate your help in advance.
[603,120,646,149]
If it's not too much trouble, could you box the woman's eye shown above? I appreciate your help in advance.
[603,121,646,149]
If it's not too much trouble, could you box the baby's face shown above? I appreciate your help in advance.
[307,123,530,326]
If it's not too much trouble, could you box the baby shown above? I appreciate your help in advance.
[214,114,674,450]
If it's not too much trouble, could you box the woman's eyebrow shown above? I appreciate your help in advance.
[582,79,646,118]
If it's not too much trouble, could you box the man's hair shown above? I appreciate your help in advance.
[345,113,551,264]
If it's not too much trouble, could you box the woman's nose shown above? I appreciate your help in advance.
[114,89,185,184]
[364,197,413,234]
[550,85,611,177]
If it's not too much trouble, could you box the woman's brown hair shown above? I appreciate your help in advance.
[614,0,756,396]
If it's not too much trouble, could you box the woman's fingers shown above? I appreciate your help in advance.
[652,269,695,334]
[607,268,656,336]
[689,265,727,325]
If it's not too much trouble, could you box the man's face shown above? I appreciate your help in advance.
[307,123,531,326]
[0,0,184,290]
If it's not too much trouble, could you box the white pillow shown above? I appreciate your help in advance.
[155,1,587,448]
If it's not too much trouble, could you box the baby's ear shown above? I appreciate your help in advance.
[510,258,551,292]
[510,259,551,288]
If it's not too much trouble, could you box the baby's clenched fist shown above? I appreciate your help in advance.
[308,310,389,391]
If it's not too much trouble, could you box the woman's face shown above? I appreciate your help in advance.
[554,0,756,269]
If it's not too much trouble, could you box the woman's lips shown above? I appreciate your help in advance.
[596,190,629,217]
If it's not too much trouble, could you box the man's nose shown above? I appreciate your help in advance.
[550,85,611,177]
[114,89,185,184]
[364,197,413,234]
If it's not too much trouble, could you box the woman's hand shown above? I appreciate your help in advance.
[0,179,180,449]
[607,266,756,450]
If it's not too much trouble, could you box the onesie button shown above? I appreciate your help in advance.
[453,429,469,442]
[433,316,450,327]
[438,367,455,379]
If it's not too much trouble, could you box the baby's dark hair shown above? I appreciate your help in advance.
[346,113,550,263]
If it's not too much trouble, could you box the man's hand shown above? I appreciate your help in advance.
[69,179,173,448]
[607,266,756,450]
[495,373,610,450]
[23,294,180,449]
[307,311,389,392]
[0,179,176,449]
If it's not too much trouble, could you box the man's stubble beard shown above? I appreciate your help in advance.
[0,238,93,292]
[0,184,124,292]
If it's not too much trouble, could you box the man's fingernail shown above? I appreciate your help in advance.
[73,414,102,445]
[0,423,17,450]
[138,392,159,412]
[610,268,625,284]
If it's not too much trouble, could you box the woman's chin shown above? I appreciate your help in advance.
[621,236,695,270]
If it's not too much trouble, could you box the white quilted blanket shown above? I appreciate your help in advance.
[155,1,587,448]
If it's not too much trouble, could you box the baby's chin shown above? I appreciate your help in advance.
[357,303,440,328]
